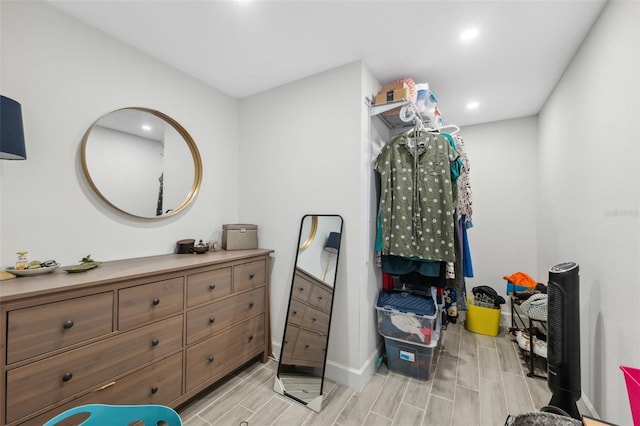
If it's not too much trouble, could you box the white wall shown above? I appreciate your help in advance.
[538,1,640,424]
[461,116,539,306]
[238,61,370,388]
[360,66,388,383]
[0,1,240,266]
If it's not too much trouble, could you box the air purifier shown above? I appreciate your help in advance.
[546,261,581,419]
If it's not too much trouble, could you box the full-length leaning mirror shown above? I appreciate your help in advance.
[81,107,203,218]
[274,214,344,412]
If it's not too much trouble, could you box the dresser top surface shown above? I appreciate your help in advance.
[0,249,273,302]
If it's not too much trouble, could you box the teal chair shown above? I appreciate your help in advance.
[43,404,182,426]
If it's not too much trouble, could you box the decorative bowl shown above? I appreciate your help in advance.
[5,262,60,277]
[191,245,209,254]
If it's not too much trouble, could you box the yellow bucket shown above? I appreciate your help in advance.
[465,297,501,336]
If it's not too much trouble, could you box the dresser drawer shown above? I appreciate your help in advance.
[187,287,264,345]
[233,260,266,293]
[118,277,184,330]
[6,292,114,364]
[19,353,183,426]
[287,299,306,326]
[6,315,183,424]
[291,273,313,303]
[301,305,330,334]
[186,267,232,307]
[185,314,264,392]
[292,328,326,366]
[282,324,299,360]
[309,283,332,312]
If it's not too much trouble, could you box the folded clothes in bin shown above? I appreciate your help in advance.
[376,290,437,346]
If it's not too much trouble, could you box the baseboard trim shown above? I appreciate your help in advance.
[271,340,383,393]
[324,343,384,393]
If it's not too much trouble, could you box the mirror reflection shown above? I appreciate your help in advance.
[274,214,343,412]
[81,108,203,218]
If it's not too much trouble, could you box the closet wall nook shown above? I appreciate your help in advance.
[368,78,474,381]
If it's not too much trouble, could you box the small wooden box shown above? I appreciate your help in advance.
[222,224,258,250]
[374,82,410,105]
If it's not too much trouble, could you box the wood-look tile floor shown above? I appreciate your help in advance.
[178,316,573,426]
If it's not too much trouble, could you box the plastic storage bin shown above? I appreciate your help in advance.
[465,296,501,336]
[376,290,437,346]
[384,336,435,380]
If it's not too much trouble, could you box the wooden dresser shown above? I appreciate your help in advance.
[282,267,332,368]
[0,249,272,426]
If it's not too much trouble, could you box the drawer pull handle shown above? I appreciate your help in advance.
[62,372,73,382]
[298,287,304,292]
[151,386,159,394]
[152,298,160,306]
[318,296,323,300]
[152,338,160,347]
[249,273,255,279]
[209,283,216,290]
[209,317,215,324]
[312,318,317,322]
[208,356,215,363]
[304,345,309,350]
[63,320,74,329]
[248,335,254,341]
[292,310,298,315]
[249,301,255,308]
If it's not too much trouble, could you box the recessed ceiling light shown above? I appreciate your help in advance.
[466,101,479,110]
[460,28,479,41]
[142,124,152,131]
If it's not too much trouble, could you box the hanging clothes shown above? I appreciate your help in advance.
[374,131,459,263]
[453,134,473,225]
[443,132,474,278]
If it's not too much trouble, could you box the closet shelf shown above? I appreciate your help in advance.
[368,99,424,129]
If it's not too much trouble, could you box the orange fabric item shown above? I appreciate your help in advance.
[503,272,536,288]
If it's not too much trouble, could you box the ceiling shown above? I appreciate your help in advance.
[47,0,606,127]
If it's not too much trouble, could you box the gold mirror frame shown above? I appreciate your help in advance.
[81,107,203,219]
[298,215,318,251]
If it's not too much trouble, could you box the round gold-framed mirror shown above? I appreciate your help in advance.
[81,108,203,218]
[298,215,318,251]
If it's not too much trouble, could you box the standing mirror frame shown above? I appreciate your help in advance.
[274,214,344,412]
[81,107,203,219]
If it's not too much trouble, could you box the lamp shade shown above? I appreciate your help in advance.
[324,232,341,254]
[1,95,27,160]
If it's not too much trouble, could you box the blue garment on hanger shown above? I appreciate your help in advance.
[461,215,474,278]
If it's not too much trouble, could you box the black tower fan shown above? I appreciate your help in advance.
[546,262,581,419]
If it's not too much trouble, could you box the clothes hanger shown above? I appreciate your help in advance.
[424,124,460,135]
[439,124,460,135]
